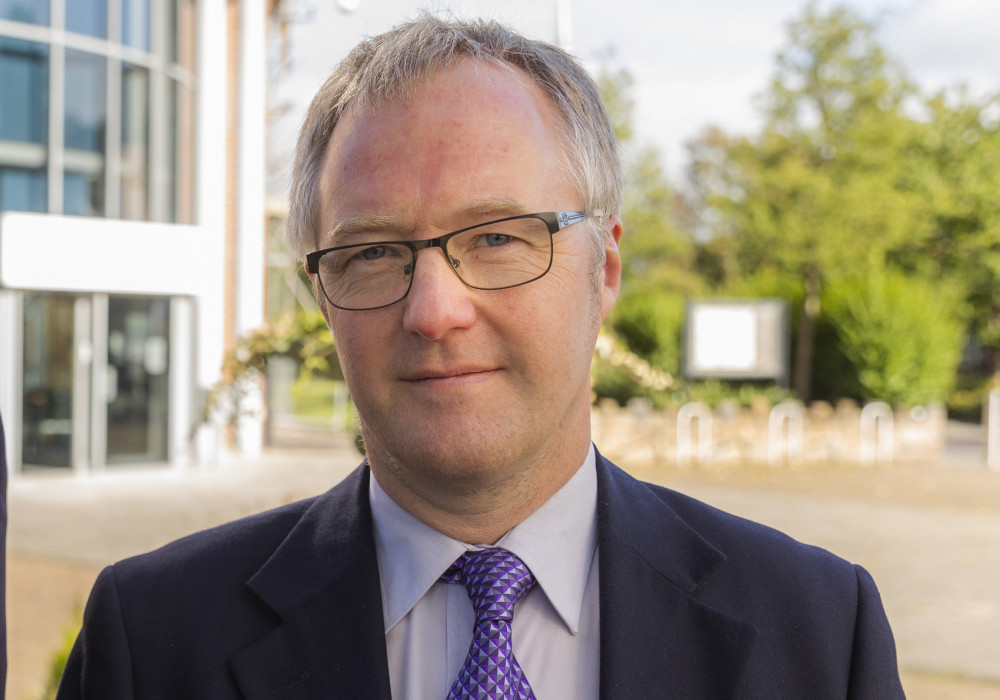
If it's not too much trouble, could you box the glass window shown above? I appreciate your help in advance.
[0,0,48,25]
[21,294,76,469]
[167,0,178,63]
[66,0,108,39]
[64,50,106,153]
[0,38,48,144]
[167,79,177,222]
[64,171,104,216]
[0,167,46,212]
[106,295,170,464]
[121,63,149,220]
[122,0,151,51]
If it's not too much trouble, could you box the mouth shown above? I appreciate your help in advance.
[402,367,500,383]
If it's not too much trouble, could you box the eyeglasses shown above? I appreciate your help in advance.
[306,211,590,311]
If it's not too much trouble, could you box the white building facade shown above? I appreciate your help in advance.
[0,0,266,475]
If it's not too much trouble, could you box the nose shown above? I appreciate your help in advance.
[401,246,477,340]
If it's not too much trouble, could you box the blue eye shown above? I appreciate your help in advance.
[480,233,513,247]
[360,246,388,260]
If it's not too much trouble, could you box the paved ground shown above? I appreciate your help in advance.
[7,423,1000,699]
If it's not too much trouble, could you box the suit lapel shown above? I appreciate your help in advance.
[229,464,393,700]
[596,454,758,698]
[226,453,757,698]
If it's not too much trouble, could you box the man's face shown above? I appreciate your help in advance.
[315,59,621,503]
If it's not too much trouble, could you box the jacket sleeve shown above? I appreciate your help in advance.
[847,565,905,699]
[56,566,136,700]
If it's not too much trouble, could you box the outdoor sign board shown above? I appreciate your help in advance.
[683,298,789,385]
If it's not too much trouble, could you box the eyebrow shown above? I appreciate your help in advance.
[462,197,530,221]
[324,215,401,245]
[323,198,532,246]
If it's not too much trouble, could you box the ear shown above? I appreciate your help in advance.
[599,216,623,321]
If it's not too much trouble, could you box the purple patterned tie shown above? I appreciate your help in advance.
[441,547,538,700]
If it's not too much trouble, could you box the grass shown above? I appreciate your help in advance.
[289,377,355,430]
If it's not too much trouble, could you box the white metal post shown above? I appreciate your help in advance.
[987,389,1000,471]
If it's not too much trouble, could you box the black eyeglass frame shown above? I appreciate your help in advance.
[306,210,590,311]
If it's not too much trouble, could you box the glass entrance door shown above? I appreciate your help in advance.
[21,294,78,468]
[105,295,170,464]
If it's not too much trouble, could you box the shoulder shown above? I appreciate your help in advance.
[111,462,371,596]
[596,454,902,695]
[596,454,869,615]
[61,465,379,697]
[599,453,851,564]
[114,496,317,585]
[653,479,848,571]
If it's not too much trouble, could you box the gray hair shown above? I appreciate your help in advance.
[286,13,622,262]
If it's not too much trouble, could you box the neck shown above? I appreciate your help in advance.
[368,439,591,544]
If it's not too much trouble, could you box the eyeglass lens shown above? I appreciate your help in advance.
[315,215,555,310]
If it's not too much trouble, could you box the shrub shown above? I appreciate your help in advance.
[41,614,82,699]
[610,288,685,375]
[591,360,647,407]
[822,269,965,405]
[947,373,996,422]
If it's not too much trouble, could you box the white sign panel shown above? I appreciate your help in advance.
[690,306,758,372]
[684,299,788,382]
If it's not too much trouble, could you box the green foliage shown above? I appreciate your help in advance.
[722,268,804,308]
[593,60,705,407]
[684,2,1000,401]
[596,64,635,145]
[41,613,82,700]
[597,62,700,299]
[590,368,791,410]
[809,309,858,403]
[591,329,677,407]
[591,360,651,407]
[290,376,340,420]
[619,147,702,296]
[691,3,926,285]
[822,270,965,405]
[206,308,340,431]
[671,380,792,409]
[947,373,996,422]
[610,289,685,375]
[222,308,339,383]
[889,91,1000,358]
[765,3,911,139]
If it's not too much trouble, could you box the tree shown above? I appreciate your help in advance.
[822,269,965,405]
[890,90,1000,378]
[597,66,701,298]
[688,3,933,400]
[594,64,700,381]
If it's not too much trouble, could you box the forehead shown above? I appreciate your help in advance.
[317,59,572,224]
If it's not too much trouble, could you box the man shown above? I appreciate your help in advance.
[58,16,904,699]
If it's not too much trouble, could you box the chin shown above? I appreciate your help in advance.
[370,427,524,480]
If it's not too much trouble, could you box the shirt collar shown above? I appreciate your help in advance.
[369,444,599,635]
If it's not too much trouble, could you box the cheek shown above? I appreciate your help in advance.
[330,315,381,377]
[543,259,598,319]
[500,296,519,316]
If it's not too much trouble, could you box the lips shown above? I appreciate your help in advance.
[401,366,498,382]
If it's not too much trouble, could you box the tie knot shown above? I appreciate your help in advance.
[442,548,536,623]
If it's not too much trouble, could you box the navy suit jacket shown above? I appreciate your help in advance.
[58,453,903,698]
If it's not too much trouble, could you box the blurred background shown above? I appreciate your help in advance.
[2,0,999,698]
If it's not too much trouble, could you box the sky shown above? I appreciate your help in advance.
[269,0,1000,190]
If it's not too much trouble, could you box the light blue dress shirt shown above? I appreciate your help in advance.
[369,445,601,700]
